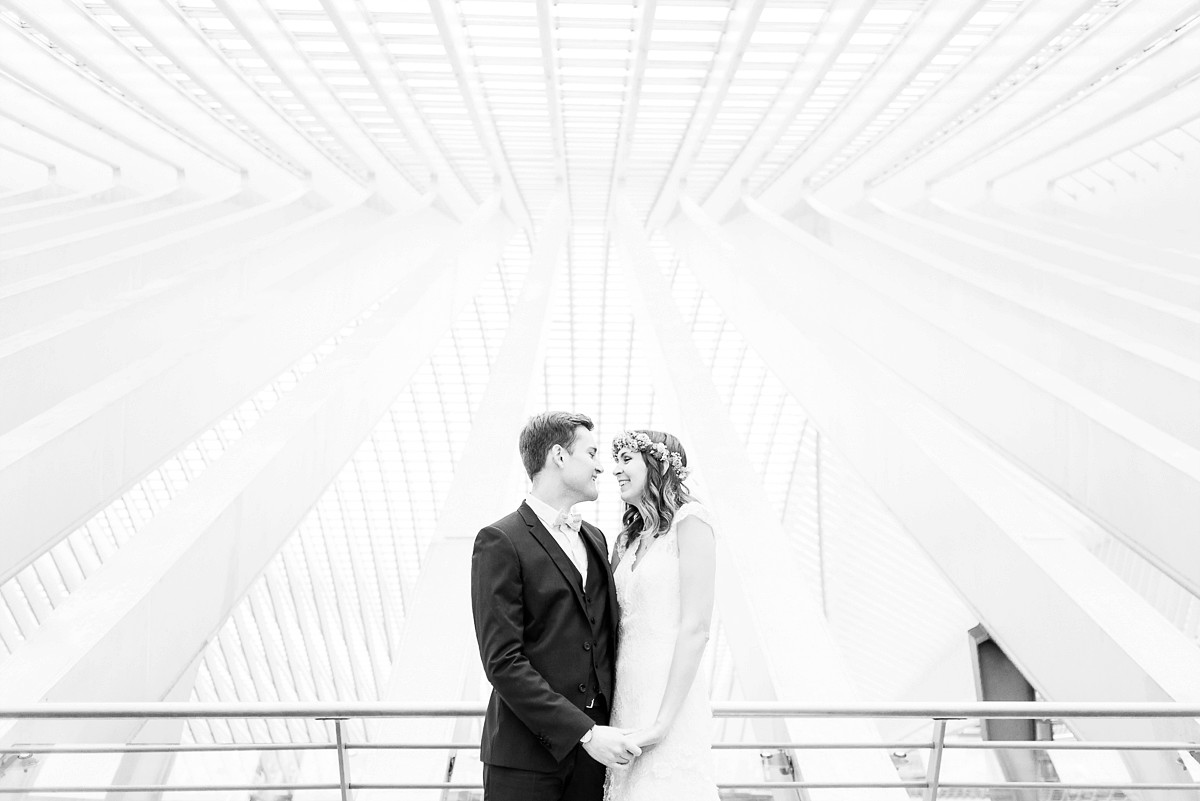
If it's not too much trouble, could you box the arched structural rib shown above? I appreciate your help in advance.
[663,202,1200,789]
[0,201,444,585]
[614,194,909,800]
[356,193,569,800]
[0,201,512,748]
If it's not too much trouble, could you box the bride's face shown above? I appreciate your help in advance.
[612,448,648,503]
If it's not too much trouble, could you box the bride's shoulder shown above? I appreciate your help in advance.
[673,501,714,529]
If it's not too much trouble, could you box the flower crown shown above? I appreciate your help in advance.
[612,431,690,481]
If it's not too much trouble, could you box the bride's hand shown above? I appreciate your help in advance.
[628,723,667,751]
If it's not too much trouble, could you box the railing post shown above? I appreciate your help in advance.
[923,719,949,801]
[333,718,352,801]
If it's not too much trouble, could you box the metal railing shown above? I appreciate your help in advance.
[0,702,1197,798]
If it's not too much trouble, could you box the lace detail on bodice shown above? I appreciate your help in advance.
[604,502,718,801]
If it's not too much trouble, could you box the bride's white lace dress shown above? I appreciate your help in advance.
[604,502,719,801]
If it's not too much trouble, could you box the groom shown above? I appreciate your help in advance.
[471,411,641,800]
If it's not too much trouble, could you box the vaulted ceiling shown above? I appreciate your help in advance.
[2,0,1198,791]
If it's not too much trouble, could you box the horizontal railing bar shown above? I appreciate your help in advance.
[0,784,342,794]
[948,740,1200,751]
[938,782,1200,791]
[0,784,923,794]
[6,739,1194,756]
[2,701,1200,718]
[348,781,931,790]
[5,782,1199,794]
[0,742,337,755]
[710,783,1198,791]
[348,740,933,751]
[713,741,931,750]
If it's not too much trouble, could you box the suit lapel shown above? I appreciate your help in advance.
[520,503,588,614]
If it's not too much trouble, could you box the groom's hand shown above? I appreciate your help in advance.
[582,725,642,768]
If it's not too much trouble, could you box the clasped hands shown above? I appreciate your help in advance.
[582,723,666,769]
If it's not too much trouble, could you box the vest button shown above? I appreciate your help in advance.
[590,615,596,624]
[583,641,592,651]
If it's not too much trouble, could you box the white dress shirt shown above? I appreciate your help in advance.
[525,494,589,584]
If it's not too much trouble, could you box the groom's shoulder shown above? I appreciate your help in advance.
[479,504,528,536]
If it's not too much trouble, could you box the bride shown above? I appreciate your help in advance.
[605,430,719,801]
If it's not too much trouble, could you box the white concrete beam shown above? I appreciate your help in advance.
[0,108,122,189]
[859,0,1199,200]
[926,200,1200,308]
[810,200,1200,450]
[665,203,1200,789]
[320,0,481,220]
[0,204,453,585]
[0,187,127,226]
[644,0,766,230]
[208,0,429,211]
[534,0,571,187]
[988,199,1200,274]
[0,187,189,251]
[858,198,1200,358]
[613,194,908,801]
[3,0,307,194]
[0,199,513,747]
[0,37,190,184]
[426,0,532,231]
[0,141,57,185]
[359,192,569,801]
[102,656,203,801]
[943,23,1200,195]
[700,0,873,221]
[0,189,250,279]
[746,198,1200,605]
[820,0,1114,202]
[0,184,74,208]
[757,0,986,203]
[99,0,371,199]
[0,190,321,338]
[0,201,377,434]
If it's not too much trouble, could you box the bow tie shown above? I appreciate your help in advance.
[554,510,583,533]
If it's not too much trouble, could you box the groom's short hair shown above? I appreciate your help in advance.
[520,411,594,479]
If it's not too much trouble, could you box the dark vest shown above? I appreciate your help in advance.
[580,540,615,702]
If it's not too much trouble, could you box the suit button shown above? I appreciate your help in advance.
[578,683,587,693]
[590,615,596,623]
[583,641,592,651]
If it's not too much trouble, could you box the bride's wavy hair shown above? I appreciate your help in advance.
[617,430,696,549]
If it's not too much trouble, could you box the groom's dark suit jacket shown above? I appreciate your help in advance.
[471,501,619,771]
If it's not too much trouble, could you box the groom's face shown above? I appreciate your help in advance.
[559,426,603,502]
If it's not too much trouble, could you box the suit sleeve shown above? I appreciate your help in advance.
[471,525,594,761]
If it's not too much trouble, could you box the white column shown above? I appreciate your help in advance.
[0,187,185,251]
[354,193,570,801]
[0,204,449,586]
[664,203,1200,792]
[0,199,514,749]
[753,199,1200,602]
[103,656,205,801]
[613,195,908,801]
[0,200,377,432]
